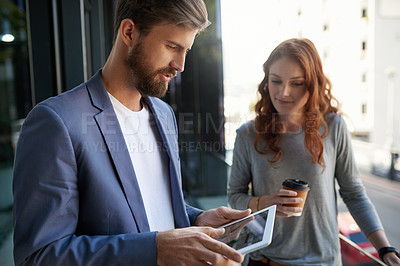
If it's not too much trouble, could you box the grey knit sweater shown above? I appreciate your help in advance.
[228,114,383,265]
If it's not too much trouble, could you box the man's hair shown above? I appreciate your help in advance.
[113,0,211,43]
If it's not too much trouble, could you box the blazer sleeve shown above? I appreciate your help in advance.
[185,204,203,225]
[13,104,157,266]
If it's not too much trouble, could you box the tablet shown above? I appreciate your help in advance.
[215,205,276,254]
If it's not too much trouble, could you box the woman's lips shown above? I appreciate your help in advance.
[277,98,293,104]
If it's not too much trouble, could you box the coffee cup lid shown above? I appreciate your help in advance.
[282,179,310,191]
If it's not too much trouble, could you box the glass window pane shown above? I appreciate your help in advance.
[0,0,31,210]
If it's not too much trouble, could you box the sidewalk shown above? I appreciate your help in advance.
[360,171,400,200]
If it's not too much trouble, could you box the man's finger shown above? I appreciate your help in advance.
[202,237,243,263]
[208,227,225,238]
[189,227,244,263]
[218,206,251,220]
[191,226,225,238]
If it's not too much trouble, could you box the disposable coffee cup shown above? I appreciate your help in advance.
[282,179,310,216]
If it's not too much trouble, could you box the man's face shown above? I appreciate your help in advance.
[125,24,198,98]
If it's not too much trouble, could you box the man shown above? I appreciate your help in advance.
[13,0,251,265]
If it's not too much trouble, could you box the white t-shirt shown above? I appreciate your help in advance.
[108,93,175,232]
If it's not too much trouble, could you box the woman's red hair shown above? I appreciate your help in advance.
[254,38,339,168]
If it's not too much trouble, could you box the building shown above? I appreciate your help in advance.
[273,0,400,175]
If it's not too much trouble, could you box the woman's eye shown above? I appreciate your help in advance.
[293,82,304,86]
[271,80,281,84]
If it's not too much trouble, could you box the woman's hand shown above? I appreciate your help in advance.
[249,189,304,217]
[383,252,400,266]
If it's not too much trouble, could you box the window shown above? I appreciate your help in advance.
[362,73,367,82]
[362,8,368,18]
[323,50,329,60]
[361,103,367,114]
[362,41,367,50]
[0,2,31,169]
[0,0,31,258]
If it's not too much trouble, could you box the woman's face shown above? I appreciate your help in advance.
[268,56,310,123]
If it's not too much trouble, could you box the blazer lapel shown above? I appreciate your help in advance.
[145,97,190,228]
[86,70,150,232]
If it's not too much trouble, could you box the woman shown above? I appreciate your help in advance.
[228,38,400,266]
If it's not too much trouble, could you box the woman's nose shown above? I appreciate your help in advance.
[280,82,291,97]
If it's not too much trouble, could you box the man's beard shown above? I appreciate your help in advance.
[125,41,177,98]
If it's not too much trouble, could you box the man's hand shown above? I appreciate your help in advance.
[156,226,243,266]
[214,215,254,244]
[194,206,251,228]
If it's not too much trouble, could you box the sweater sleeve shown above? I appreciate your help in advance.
[334,115,383,236]
[227,123,254,210]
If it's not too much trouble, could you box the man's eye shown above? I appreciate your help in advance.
[167,45,177,50]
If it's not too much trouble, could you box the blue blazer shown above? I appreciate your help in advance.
[13,70,202,266]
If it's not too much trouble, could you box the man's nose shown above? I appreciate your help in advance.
[170,53,186,73]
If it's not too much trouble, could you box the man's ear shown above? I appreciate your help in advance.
[119,18,138,47]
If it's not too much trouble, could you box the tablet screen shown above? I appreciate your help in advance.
[215,207,273,253]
